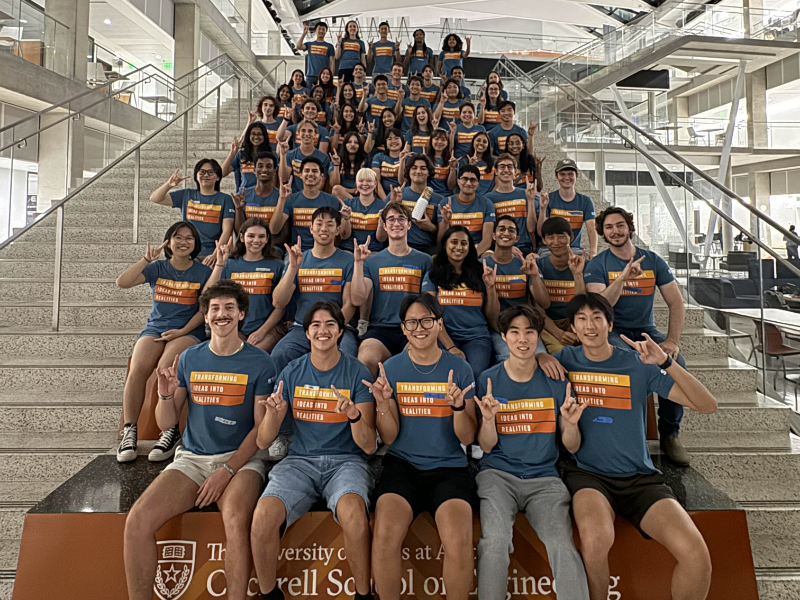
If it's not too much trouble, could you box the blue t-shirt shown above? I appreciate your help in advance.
[178,342,277,455]
[545,191,596,249]
[341,197,386,252]
[555,345,675,477]
[231,151,258,190]
[399,97,432,132]
[141,259,212,334]
[221,257,285,335]
[279,353,373,457]
[403,129,431,154]
[371,153,401,195]
[438,50,466,77]
[420,84,439,104]
[478,363,567,479]
[435,99,465,126]
[170,189,235,255]
[387,82,411,103]
[339,38,366,70]
[305,40,335,78]
[486,189,535,249]
[284,147,332,194]
[383,350,475,469]
[263,121,281,151]
[363,248,432,326]
[422,275,491,341]
[488,124,527,155]
[453,123,486,158]
[536,256,583,321]
[364,96,396,127]
[482,256,528,312]
[454,160,495,197]
[287,123,330,150]
[282,190,339,247]
[352,82,373,101]
[406,46,433,74]
[243,187,280,225]
[481,103,501,131]
[441,194,496,246]
[429,156,452,196]
[371,40,396,74]
[584,248,674,330]
[401,186,442,251]
[291,249,354,324]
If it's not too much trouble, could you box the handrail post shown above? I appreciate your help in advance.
[237,77,242,132]
[133,147,140,243]
[51,205,65,332]
[216,89,221,151]
[183,113,189,184]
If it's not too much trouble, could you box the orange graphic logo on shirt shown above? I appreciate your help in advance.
[186,201,222,224]
[495,199,527,219]
[495,273,527,299]
[544,278,576,304]
[309,44,329,56]
[608,269,656,297]
[292,207,316,229]
[456,131,479,145]
[379,160,400,179]
[298,268,344,293]
[410,135,430,149]
[450,211,484,232]
[190,371,248,406]
[438,285,483,307]
[432,165,450,180]
[279,106,292,119]
[153,278,201,306]
[350,212,380,231]
[443,52,462,61]
[239,161,254,175]
[496,397,556,434]
[370,103,387,117]
[549,208,584,230]
[230,271,275,295]
[387,88,402,101]
[316,111,327,124]
[568,372,632,410]
[420,90,437,103]
[293,386,349,423]
[267,129,279,144]
[355,86,367,99]
[478,165,494,181]
[378,266,422,292]
[342,41,361,52]
[375,46,394,56]
[483,110,500,123]
[403,104,418,118]
[396,382,452,417]
[494,135,510,151]
[244,205,276,222]
[441,105,460,121]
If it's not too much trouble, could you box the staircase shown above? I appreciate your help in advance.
[0,99,247,599]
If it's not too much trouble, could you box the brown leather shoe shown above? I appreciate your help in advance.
[660,435,691,466]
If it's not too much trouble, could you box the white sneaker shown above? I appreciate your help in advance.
[117,423,138,463]
[148,425,181,462]
[267,434,290,461]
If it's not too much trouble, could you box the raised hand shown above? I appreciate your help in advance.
[397,87,406,101]
[353,235,371,263]
[528,120,538,138]
[230,137,241,154]
[156,354,180,398]
[332,385,360,420]
[407,43,413,53]
[559,383,586,424]
[303,23,309,34]
[284,236,303,269]
[399,144,412,165]
[620,255,646,282]
[166,169,189,188]
[279,177,293,199]
[511,247,525,262]
[337,33,342,43]
[362,362,393,407]
[534,153,546,172]
[445,369,473,410]
[337,196,351,220]
[448,119,458,135]
[368,40,374,51]
[475,377,500,422]
[521,254,539,277]
[482,261,497,288]
[232,188,246,210]
[620,333,669,366]
[248,109,257,123]
[431,116,440,129]
[539,188,550,213]
[213,239,229,269]
[144,240,169,263]
[567,247,584,274]
[395,39,401,50]
[330,148,341,166]
[277,139,290,156]
[358,117,365,133]
[525,179,538,203]
[258,380,288,421]
[468,151,479,166]
[367,120,376,135]
[440,197,453,223]
[389,183,404,203]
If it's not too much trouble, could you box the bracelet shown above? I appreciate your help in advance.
[348,411,362,424]
[658,355,673,371]
[143,256,152,263]
[221,462,235,477]
[157,392,174,400]
[451,401,466,412]
[447,345,457,351]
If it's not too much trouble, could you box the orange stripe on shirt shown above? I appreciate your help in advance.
[438,286,483,307]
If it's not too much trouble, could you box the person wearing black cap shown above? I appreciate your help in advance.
[538,158,597,258]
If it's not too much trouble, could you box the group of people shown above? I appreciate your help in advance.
[116,33,720,600]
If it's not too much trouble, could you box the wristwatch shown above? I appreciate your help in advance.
[348,411,362,424]
[221,462,235,477]
[658,355,673,371]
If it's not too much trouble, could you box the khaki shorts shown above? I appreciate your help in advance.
[164,446,269,486]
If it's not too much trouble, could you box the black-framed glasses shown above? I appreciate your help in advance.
[385,216,408,225]
[197,169,216,176]
[402,317,437,331]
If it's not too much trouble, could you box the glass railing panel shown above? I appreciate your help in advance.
[0,0,74,78]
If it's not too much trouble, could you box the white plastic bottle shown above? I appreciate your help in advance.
[411,187,434,220]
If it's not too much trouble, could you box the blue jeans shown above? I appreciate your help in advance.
[491,331,547,362]
[451,333,492,381]
[272,324,359,374]
[608,327,685,437]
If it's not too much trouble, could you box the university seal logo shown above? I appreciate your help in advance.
[154,540,196,600]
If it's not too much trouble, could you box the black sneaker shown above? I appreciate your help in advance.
[148,425,180,462]
[116,423,138,463]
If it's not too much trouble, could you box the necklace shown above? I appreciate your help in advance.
[169,260,191,279]
[409,350,442,375]
[209,341,245,357]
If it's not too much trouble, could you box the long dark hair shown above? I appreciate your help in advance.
[231,218,278,259]
[485,82,503,108]
[241,122,271,163]
[193,159,222,192]
[343,19,361,40]
[484,72,504,95]
[442,33,463,52]
[411,105,432,135]
[464,131,494,169]
[318,68,336,100]
[411,29,427,51]
[374,108,398,150]
[427,128,452,163]
[338,82,358,107]
[341,132,368,176]
[430,226,485,292]
[164,221,202,260]
[506,132,533,178]
[276,84,294,104]
[337,104,360,136]
[290,69,307,89]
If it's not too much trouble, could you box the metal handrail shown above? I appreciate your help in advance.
[499,57,800,277]
[252,59,288,93]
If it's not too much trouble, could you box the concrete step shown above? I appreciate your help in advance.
[0,242,157,261]
[0,356,128,390]
[747,506,800,569]
[0,508,27,541]
[0,280,151,303]
[684,357,758,392]
[59,210,176,230]
[0,431,117,452]
[691,451,800,502]
[0,391,121,406]
[0,581,14,600]
[0,404,120,433]
[0,538,19,572]
[679,402,792,451]
[654,305,704,330]
[0,451,102,481]
[18,226,168,243]
[0,330,137,357]
[678,329,727,357]
[0,302,151,328]
[0,260,135,280]
[758,574,800,600]
[58,197,166,214]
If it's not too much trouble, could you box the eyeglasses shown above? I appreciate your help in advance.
[496,164,515,171]
[385,216,408,225]
[197,169,216,176]
[402,317,437,331]
[459,177,479,184]
[172,235,195,242]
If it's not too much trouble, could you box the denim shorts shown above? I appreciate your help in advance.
[260,454,373,527]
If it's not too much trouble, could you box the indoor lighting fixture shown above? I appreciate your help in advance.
[155,54,161,59]
[104,18,112,25]
[19,19,26,23]
[607,165,615,169]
